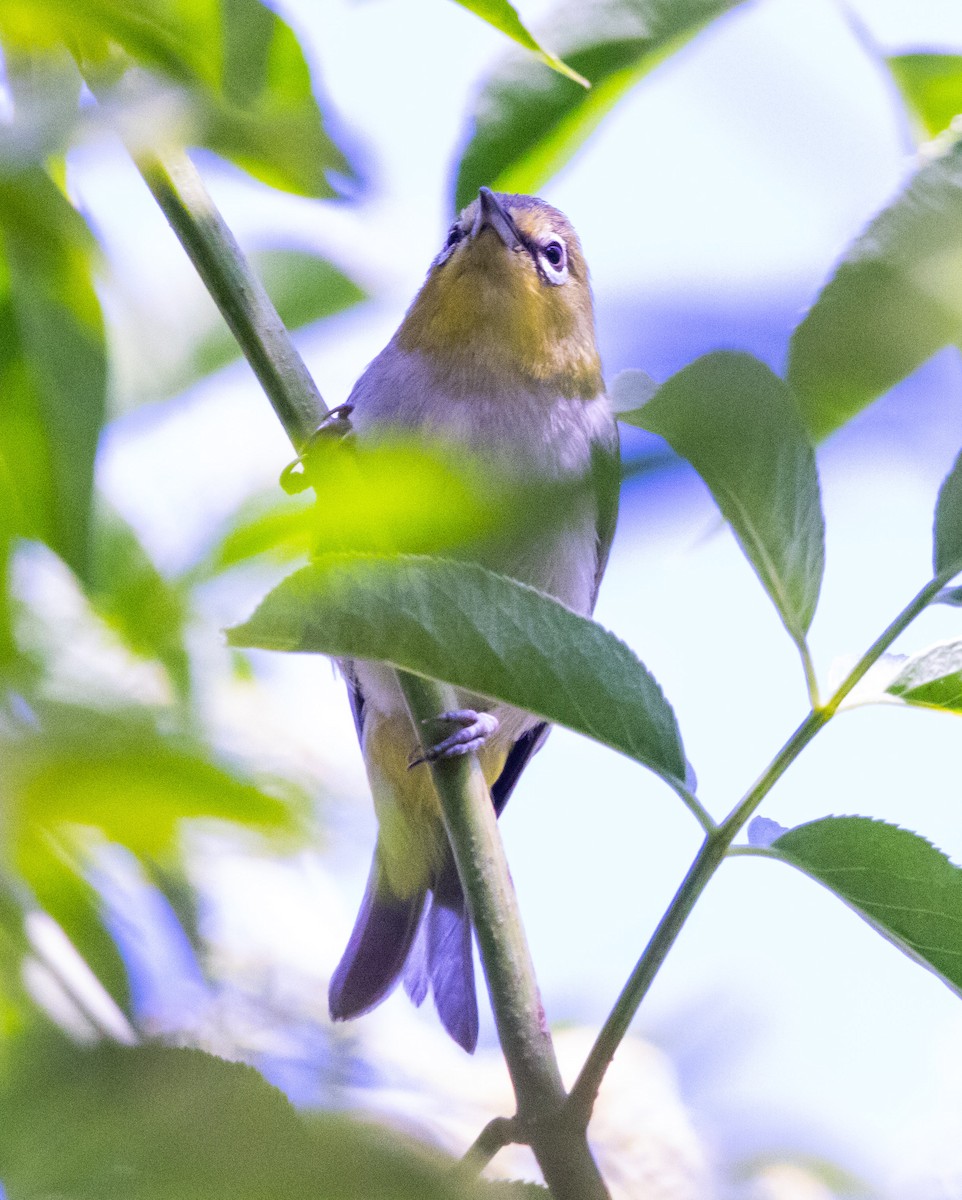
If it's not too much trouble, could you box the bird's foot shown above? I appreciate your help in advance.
[409,710,499,768]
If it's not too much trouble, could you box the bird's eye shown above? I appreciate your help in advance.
[539,239,568,284]
[435,224,464,265]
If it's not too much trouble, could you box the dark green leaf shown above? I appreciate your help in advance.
[88,508,191,697]
[886,638,962,713]
[0,167,107,582]
[454,0,746,210]
[229,554,687,784]
[788,141,962,440]
[0,1043,466,1199]
[451,0,587,85]
[889,54,962,140]
[934,448,962,578]
[623,352,824,644]
[935,584,962,606]
[766,817,962,998]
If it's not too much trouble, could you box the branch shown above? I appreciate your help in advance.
[400,675,608,1199]
[130,146,608,1198]
[136,149,328,450]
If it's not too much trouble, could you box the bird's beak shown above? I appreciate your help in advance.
[470,187,523,251]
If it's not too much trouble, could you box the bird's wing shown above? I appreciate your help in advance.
[590,410,621,611]
[344,661,366,742]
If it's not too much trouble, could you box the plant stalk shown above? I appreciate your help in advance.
[136,149,328,450]
[401,675,609,1199]
[567,571,951,1125]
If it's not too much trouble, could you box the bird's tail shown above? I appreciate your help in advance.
[328,854,479,1053]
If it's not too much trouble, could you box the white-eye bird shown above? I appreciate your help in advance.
[328,188,619,1052]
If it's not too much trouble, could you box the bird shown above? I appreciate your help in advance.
[328,187,619,1052]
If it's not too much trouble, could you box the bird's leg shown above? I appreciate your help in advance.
[409,709,499,767]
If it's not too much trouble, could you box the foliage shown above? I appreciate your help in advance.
[1,0,962,1196]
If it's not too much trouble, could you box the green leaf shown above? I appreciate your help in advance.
[229,554,687,784]
[199,0,356,198]
[450,0,587,86]
[886,638,962,713]
[16,839,132,1016]
[788,141,962,441]
[1,0,357,198]
[0,166,107,582]
[623,352,824,645]
[934,448,962,578]
[888,54,962,140]
[0,1043,467,1199]
[765,817,962,998]
[6,706,301,867]
[88,508,191,697]
[454,0,746,211]
[195,435,602,578]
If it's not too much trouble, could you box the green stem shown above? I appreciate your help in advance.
[567,571,949,1126]
[136,149,328,449]
[399,674,609,1200]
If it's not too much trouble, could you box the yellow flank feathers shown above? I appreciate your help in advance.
[363,712,508,899]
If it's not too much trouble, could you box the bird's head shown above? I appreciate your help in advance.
[395,188,603,400]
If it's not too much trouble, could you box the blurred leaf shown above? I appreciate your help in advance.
[886,638,962,713]
[454,0,745,210]
[935,583,962,606]
[451,0,587,86]
[200,0,356,197]
[788,141,962,440]
[765,817,962,998]
[195,435,598,578]
[0,1042,468,1199]
[5,706,301,868]
[88,507,191,698]
[1,0,357,197]
[229,554,688,784]
[623,352,824,646]
[16,838,131,1015]
[0,166,107,582]
[0,50,83,167]
[187,249,365,385]
[934,447,962,577]
[889,54,962,140]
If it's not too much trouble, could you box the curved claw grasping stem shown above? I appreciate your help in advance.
[409,709,500,768]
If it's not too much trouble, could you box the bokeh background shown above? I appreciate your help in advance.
[4,0,962,1196]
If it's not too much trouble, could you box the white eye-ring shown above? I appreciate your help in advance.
[539,239,568,284]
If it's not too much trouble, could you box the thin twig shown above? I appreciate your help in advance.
[460,1116,522,1174]
[566,571,951,1126]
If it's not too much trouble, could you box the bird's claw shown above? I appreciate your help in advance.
[409,709,499,768]
[280,404,355,494]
